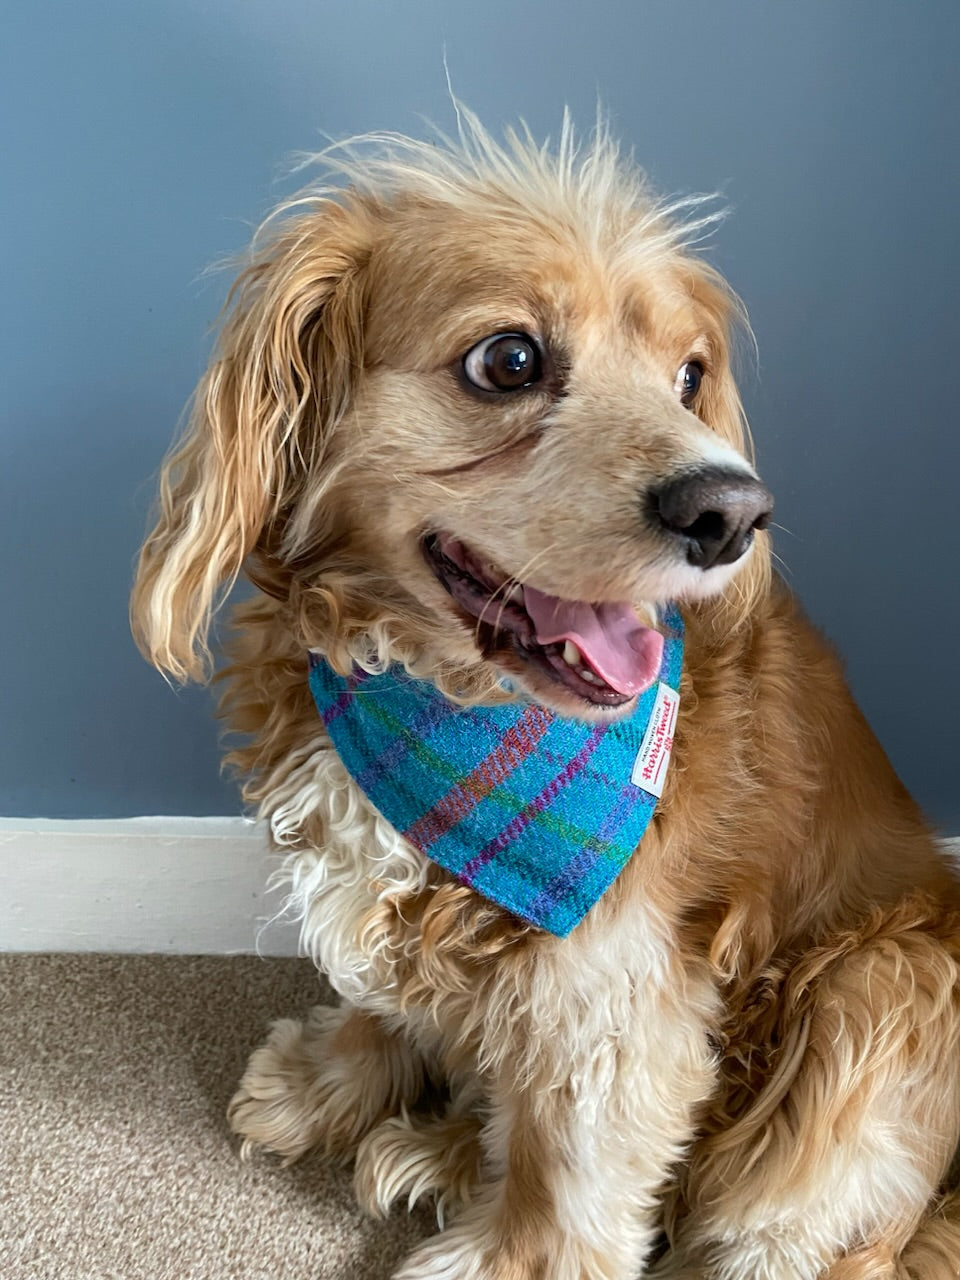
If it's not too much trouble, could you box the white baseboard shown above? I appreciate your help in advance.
[1,817,957,958]
[0,816,299,956]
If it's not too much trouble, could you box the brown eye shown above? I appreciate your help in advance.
[463,332,542,392]
[675,360,704,407]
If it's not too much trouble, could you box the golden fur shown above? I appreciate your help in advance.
[132,113,960,1278]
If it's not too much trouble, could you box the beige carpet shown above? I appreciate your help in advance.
[1,954,433,1280]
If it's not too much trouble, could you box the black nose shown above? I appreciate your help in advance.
[649,467,773,570]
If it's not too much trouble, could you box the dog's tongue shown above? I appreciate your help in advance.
[523,587,665,697]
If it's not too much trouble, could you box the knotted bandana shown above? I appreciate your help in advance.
[308,607,683,937]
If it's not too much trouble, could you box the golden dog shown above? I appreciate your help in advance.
[132,114,960,1278]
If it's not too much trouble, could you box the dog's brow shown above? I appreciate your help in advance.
[371,316,544,373]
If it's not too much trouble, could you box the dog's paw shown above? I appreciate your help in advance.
[390,1210,494,1280]
[228,1003,410,1164]
[392,1196,656,1280]
[354,1109,482,1224]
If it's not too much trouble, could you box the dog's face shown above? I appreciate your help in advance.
[133,128,772,719]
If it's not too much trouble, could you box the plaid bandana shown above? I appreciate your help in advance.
[308,607,683,937]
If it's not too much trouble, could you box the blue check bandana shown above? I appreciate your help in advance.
[308,607,683,937]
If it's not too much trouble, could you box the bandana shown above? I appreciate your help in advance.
[308,607,683,937]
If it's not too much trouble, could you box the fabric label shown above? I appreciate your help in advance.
[631,682,680,797]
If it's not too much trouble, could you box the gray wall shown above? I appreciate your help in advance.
[3,1,959,827]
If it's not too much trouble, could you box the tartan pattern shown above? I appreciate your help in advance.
[308,607,683,937]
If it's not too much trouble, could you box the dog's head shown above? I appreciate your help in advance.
[132,115,772,720]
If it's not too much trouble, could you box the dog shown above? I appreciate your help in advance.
[131,113,960,1278]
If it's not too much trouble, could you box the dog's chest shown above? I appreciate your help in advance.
[261,734,709,1032]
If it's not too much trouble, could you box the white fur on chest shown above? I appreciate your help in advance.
[260,735,718,1048]
[262,736,428,1011]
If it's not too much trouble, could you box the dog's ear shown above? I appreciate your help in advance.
[676,259,751,458]
[685,259,773,626]
[131,203,370,682]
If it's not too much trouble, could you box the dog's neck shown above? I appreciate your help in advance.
[307,607,684,936]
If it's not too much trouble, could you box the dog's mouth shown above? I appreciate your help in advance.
[422,533,665,709]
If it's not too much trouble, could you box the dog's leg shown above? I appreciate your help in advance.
[228,1002,425,1163]
[389,982,714,1280]
[390,1086,681,1280]
[675,914,960,1280]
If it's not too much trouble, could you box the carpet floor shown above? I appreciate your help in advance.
[1,954,433,1280]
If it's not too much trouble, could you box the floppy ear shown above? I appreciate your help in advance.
[131,203,370,682]
[686,258,774,626]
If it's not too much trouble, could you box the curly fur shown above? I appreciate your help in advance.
[132,110,960,1278]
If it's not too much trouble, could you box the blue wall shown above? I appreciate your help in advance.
[3,1,958,826]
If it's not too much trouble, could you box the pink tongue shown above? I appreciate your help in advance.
[523,587,664,697]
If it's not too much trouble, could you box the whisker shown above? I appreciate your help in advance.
[474,544,561,647]
[770,549,792,579]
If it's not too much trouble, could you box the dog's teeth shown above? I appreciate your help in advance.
[562,641,582,667]
[504,585,523,603]
[634,602,659,630]
[580,668,603,685]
